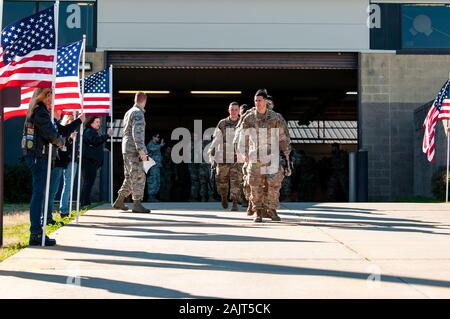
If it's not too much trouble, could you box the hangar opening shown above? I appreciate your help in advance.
[107,52,359,202]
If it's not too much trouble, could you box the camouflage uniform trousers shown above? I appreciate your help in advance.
[118,153,146,201]
[241,163,252,200]
[248,162,284,211]
[146,163,161,197]
[215,163,242,200]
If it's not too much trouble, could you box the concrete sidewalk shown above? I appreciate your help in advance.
[1,202,450,298]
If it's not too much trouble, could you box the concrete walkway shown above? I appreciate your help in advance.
[1,202,450,298]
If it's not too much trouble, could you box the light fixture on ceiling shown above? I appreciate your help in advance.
[118,90,171,94]
[190,91,242,95]
[346,91,358,95]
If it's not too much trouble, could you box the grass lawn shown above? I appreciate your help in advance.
[394,196,442,203]
[1,203,100,262]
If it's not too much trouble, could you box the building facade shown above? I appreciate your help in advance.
[2,0,450,201]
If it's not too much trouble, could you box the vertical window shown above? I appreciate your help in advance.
[402,4,450,49]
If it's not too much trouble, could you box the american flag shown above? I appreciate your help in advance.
[423,80,450,163]
[3,41,83,120]
[79,69,111,116]
[55,40,83,110]
[0,6,56,89]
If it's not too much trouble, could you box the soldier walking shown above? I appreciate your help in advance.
[209,102,242,211]
[237,89,291,222]
[113,92,150,213]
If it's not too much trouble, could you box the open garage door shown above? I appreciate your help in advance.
[107,51,358,202]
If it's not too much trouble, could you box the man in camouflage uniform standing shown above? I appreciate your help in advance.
[209,102,241,211]
[113,92,150,213]
[237,89,291,222]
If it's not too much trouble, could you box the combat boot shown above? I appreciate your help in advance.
[262,208,274,219]
[246,202,255,216]
[221,196,228,209]
[268,209,281,222]
[113,194,129,211]
[230,197,239,211]
[253,209,264,223]
[132,200,151,213]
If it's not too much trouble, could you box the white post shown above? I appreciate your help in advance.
[42,1,59,246]
[446,129,449,203]
[109,65,114,206]
[76,35,86,224]
[69,110,77,215]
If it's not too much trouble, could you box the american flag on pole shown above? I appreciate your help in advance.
[54,40,83,110]
[78,69,111,116]
[3,40,83,120]
[423,80,450,163]
[0,6,56,89]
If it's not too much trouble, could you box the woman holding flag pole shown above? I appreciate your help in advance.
[40,1,59,247]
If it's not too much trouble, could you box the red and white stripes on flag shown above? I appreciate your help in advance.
[82,93,111,115]
[63,68,111,116]
[0,7,56,89]
[423,80,450,163]
[61,93,111,116]
[423,101,440,163]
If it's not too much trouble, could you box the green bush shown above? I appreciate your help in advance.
[431,166,450,201]
[4,163,32,203]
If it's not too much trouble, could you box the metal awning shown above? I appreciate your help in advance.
[107,51,358,70]
[288,120,358,144]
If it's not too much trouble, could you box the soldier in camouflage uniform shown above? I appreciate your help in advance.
[113,92,150,213]
[237,89,291,222]
[146,133,164,201]
[209,102,241,211]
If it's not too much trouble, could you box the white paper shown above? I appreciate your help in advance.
[143,156,156,174]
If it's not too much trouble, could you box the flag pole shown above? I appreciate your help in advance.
[42,1,59,246]
[69,110,77,215]
[446,72,450,204]
[446,125,449,203]
[109,64,114,206]
[76,34,86,224]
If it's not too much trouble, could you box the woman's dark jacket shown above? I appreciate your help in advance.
[82,127,109,164]
[54,118,82,168]
[24,102,64,158]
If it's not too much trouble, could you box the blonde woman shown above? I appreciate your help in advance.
[22,88,65,246]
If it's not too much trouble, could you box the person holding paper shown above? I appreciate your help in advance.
[113,92,151,213]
